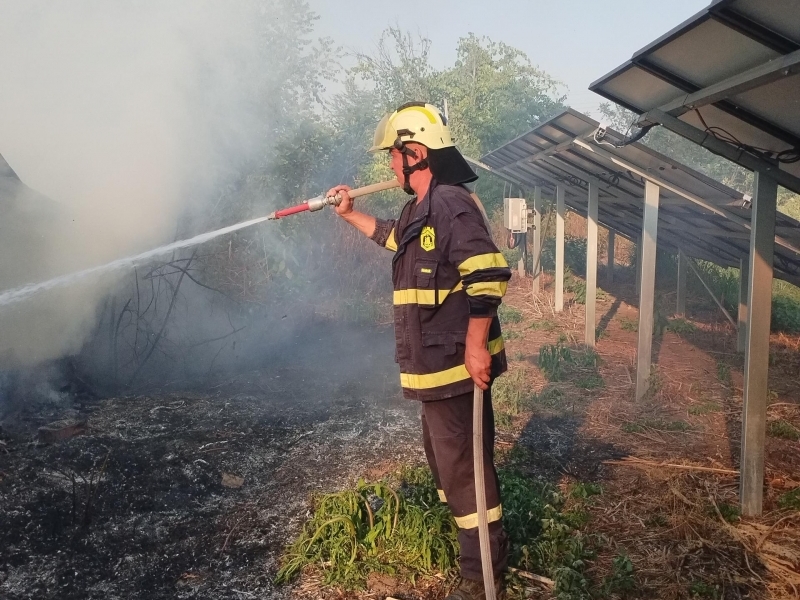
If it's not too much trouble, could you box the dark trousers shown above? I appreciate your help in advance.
[420,388,509,581]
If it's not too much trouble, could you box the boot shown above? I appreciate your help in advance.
[445,576,505,600]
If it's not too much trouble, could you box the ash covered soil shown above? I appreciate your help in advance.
[0,325,423,600]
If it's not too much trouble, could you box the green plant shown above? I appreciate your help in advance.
[569,482,602,500]
[666,318,697,335]
[574,374,604,390]
[777,487,800,510]
[538,343,573,381]
[768,419,800,441]
[715,361,732,385]
[493,369,532,416]
[689,580,721,599]
[503,330,522,341]
[709,501,740,523]
[532,386,565,409]
[275,473,459,588]
[600,554,636,597]
[618,317,638,332]
[529,319,558,332]
[595,327,609,340]
[688,402,720,416]
[771,292,800,333]
[499,304,523,324]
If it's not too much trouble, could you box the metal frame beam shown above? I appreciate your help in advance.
[636,182,660,400]
[738,257,749,353]
[636,109,800,196]
[585,180,599,347]
[740,172,777,517]
[532,186,542,295]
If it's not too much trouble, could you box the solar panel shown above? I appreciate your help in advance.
[589,0,800,192]
[480,108,800,286]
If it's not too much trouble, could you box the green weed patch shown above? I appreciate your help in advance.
[666,318,697,335]
[622,419,692,434]
[499,304,524,324]
[277,467,597,596]
[768,419,800,441]
[618,317,638,332]
[777,488,800,511]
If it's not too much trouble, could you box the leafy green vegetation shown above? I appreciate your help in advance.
[529,319,558,332]
[688,402,721,416]
[777,487,800,511]
[666,318,697,335]
[716,361,731,385]
[504,330,522,341]
[277,467,596,596]
[767,419,800,441]
[493,369,533,417]
[709,502,740,523]
[531,386,566,409]
[499,304,524,324]
[689,580,721,599]
[539,343,574,382]
[275,472,458,587]
[599,554,636,598]
[618,317,638,332]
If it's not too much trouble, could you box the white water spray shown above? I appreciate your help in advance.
[0,216,271,309]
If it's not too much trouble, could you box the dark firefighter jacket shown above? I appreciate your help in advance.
[371,181,512,401]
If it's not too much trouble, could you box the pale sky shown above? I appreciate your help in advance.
[309,0,709,116]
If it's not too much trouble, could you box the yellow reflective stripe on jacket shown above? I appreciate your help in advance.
[457,252,508,277]
[400,364,470,390]
[466,281,507,298]
[400,336,505,390]
[393,282,464,306]
[437,489,447,503]
[385,228,398,252]
[454,504,503,529]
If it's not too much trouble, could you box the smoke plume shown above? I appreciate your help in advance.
[0,1,264,367]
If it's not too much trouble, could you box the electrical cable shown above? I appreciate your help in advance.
[694,108,799,164]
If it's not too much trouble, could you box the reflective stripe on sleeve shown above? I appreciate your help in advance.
[457,252,508,277]
[393,282,464,306]
[453,504,503,529]
[466,281,507,298]
[437,489,447,503]
[399,336,505,390]
[385,228,398,252]
[487,336,505,355]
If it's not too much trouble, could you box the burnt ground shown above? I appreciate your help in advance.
[2,273,800,599]
[0,325,424,599]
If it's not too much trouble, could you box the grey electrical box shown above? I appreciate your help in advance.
[504,197,528,233]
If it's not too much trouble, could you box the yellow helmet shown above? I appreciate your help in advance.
[369,102,454,152]
[370,101,477,190]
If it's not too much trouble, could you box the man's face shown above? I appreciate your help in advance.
[389,143,427,181]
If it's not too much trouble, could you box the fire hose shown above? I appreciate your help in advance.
[272,179,497,599]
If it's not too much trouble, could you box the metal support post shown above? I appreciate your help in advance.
[555,185,565,312]
[585,181,599,347]
[636,181,660,400]
[635,234,642,298]
[740,172,777,517]
[676,249,687,317]
[532,186,542,295]
[607,230,615,284]
[738,257,749,353]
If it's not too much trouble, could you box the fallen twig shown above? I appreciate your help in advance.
[605,456,738,476]
[508,567,554,587]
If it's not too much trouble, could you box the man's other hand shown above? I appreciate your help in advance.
[327,185,353,216]
[465,342,491,390]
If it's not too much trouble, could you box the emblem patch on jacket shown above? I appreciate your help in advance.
[420,226,436,251]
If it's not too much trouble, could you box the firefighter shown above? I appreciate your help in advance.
[328,102,511,600]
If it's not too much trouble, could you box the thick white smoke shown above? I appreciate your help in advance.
[0,1,265,367]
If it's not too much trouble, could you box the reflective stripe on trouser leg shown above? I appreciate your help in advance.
[420,389,509,581]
